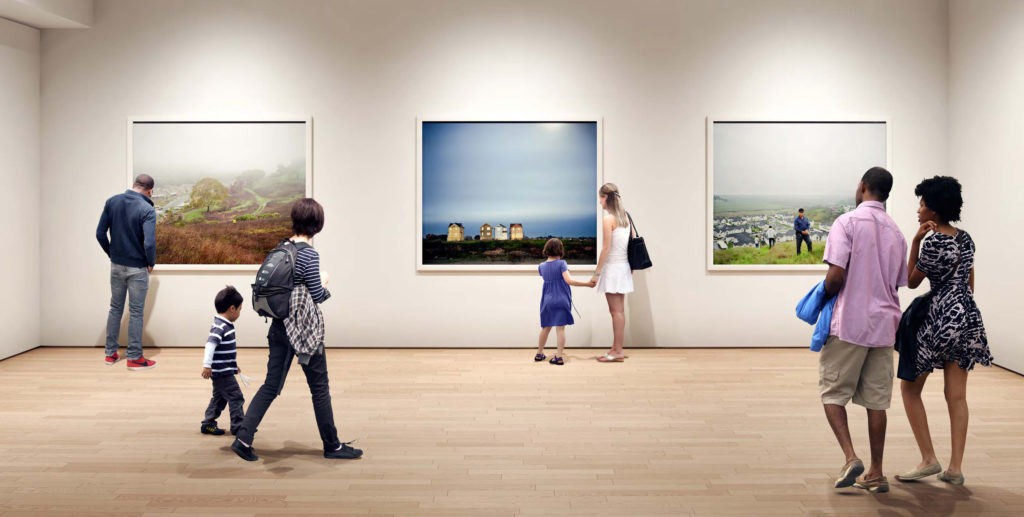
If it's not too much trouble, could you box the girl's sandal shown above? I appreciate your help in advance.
[597,355,624,362]
[549,356,564,366]
[534,353,546,362]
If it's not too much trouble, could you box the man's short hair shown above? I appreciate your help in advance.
[861,167,893,202]
[798,208,804,213]
[215,285,244,313]
[291,198,325,237]
[134,174,155,190]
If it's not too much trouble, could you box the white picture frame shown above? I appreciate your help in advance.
[416,117,604,273]
[706,117,892,272]
[127,117,314,271]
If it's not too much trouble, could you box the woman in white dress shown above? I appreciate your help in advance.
[590,183,633,362]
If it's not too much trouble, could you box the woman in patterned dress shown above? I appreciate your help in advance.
[897,176,992,486]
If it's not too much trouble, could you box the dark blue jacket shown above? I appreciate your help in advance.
[794,215,810,233]
[96,190,156,268]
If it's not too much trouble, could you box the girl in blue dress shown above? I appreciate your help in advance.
[535,239,595,365]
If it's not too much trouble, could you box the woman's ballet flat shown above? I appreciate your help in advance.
[938,471,965,486]
[597,355,624,362]
[895,462,942,481]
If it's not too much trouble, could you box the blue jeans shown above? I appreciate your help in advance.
[105,263,149,359]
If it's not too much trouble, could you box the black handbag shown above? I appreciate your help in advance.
[626,212,652,271]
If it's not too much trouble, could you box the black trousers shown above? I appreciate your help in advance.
[796,231,813,255]
[202,375,245,432]
[768,238,776,249]
[235,320,341,451]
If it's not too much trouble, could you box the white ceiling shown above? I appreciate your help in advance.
[0,0,92,29]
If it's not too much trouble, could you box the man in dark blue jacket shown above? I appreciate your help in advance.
[96,174,158,370]
[794,208,813,255]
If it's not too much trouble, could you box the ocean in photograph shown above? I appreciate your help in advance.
[134,121,307,266]
[421,121,599,266]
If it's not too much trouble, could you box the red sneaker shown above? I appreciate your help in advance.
[127,357,156,370]
[105,352,119,365]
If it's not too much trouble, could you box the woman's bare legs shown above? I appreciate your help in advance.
[605,293,625,358]
[901,373,939,469]
[944,362,969,476]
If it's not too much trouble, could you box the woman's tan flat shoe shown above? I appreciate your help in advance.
[895,462,942,481]
[938,471,965,486]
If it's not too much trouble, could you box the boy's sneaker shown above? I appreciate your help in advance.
[324,441,363,460]
[201,424,225,435]
[231,439,259,461]
[126,357,157,370]
[104,352,119,365]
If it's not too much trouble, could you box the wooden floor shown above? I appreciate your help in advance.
[1,347,1023,516]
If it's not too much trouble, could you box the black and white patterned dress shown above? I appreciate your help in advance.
[914,230,992,377]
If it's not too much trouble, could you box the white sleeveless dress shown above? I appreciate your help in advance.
[597,225,634,294]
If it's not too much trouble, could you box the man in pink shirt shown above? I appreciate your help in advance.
[820,167,908,494]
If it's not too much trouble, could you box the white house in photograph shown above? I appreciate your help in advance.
[494,224,508,240]
[447,223,464,242]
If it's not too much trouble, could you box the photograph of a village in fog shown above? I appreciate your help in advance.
[420,121,599,267]
[133,121,307,266]
[711,121,887,266]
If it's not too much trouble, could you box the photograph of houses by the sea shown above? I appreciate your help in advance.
[421,121,598,266]
[712,121,887,266]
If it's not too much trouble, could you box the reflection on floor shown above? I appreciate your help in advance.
[1,347,1022,516]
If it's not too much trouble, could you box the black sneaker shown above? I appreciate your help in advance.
[201,424,225,435]
[324,441,363,459]
[231,439,259,461]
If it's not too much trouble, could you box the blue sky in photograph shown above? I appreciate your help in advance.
[422,122,598,238]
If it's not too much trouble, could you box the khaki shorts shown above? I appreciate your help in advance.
[819,336,894,410]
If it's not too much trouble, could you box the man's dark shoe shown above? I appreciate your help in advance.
[324,441,363,459]
[201,424,225,435]
[231,439,258,461]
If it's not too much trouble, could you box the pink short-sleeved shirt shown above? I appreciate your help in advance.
[823,201,908,348]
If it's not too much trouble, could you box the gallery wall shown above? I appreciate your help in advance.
[949,0,1024,374]
[40,0,950,350]
[0,17,40,360]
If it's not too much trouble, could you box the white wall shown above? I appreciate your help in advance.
[40,0,949,350]
[0,17,40,360]
[949,0,1024,373]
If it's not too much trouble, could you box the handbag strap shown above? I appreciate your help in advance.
[626,212,641,238]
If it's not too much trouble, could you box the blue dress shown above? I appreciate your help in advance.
[539,260,574,327]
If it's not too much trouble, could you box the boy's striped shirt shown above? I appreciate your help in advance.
[202,315,238,378]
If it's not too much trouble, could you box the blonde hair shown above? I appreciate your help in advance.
[600,183,629,228]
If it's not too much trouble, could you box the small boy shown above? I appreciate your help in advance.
[200,286,245,436]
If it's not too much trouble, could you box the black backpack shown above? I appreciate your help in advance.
[252,239,310,320]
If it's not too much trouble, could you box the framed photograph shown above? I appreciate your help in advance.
[416,119,603,272]
[706,118,891,271]
[127,118,313,270]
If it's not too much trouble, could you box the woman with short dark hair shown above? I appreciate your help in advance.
[896,176,991,486]
[232,198,362,462]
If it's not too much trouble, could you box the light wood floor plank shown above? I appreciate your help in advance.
[1,347,1023,516]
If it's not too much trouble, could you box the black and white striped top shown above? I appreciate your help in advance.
[202,315,238,378]
[295,246,330,304]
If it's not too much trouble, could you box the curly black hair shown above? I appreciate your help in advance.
[914,175,962,223]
